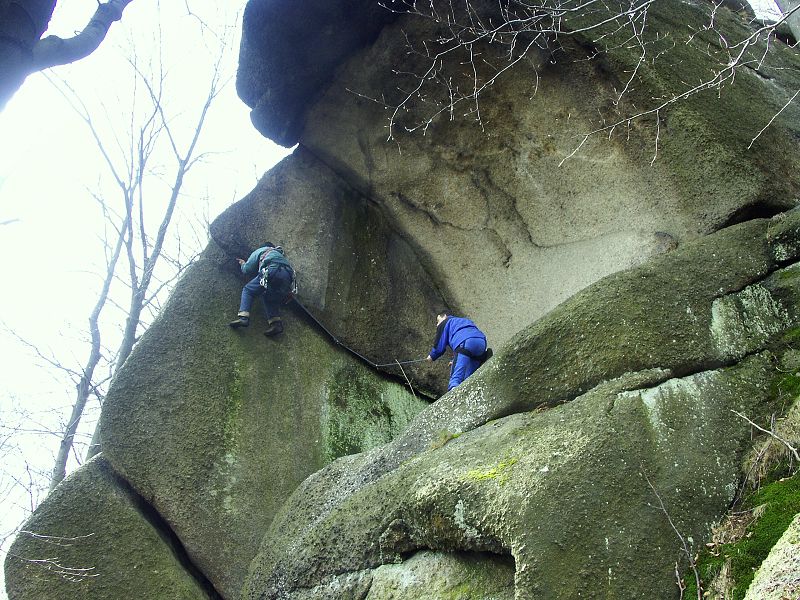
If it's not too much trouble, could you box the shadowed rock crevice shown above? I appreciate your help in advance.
[717,201,797,230]
[289,302,437,402]
[103,464,225,600]
[277,549,516,600]
[4,456,217,600]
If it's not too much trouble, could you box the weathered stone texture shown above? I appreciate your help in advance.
[744,512,800,600]
[242,211,800,599]
[4,457,211,600]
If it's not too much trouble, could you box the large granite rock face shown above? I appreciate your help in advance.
[242,211,800,600]
[6,1,800,600]
[4,457,212,600]
[91,241,428,599]
[236,0,800,350]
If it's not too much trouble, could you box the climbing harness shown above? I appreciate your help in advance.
[260,263,297,299]
[292,298,428,371]
[258,247,296,295]
[228,248,426,371]
[454,344,493,364]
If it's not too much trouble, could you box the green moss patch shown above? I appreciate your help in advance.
[686,474,800,599]
[429,430,461,450]
[323,363,426,462]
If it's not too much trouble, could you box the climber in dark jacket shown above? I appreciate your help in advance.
[427,312,491,390]
[229,242,294,336]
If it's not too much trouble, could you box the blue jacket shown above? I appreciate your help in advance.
[429,316,486,361]
[240,246,291,276]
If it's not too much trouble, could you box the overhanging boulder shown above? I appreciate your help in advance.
[237,0,402,146]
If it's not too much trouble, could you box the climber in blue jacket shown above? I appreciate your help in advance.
[229,242,295,336]
[427,312,491,390]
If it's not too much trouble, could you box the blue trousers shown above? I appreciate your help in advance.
[448,337,487,390]
[238,270,290,320]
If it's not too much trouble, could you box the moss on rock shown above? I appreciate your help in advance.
[744,511,800,600]
[687,475,800,600]
[244,354,783,599]
[323,363,425,462]
[4,457,211,600]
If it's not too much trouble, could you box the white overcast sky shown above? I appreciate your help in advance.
[0,1,287,384]
[0,2,288,593]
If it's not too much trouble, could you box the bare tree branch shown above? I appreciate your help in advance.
[643,469,702,600]
[731,409,800,463]
[30,0,135,72]
[368,0,799,162]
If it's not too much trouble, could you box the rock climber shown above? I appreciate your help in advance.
[427,311,491,390]
[229,242,295,336]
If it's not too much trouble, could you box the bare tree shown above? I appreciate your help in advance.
[0,0,135,108]
[43,53,222,490]
[0,395,54,560]
[369,0,798,159]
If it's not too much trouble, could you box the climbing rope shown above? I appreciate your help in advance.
[292,298,428,371]
[373,358,429,368]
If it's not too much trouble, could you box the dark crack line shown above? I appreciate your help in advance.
[103,462,225,600]
[559,258,800,416]
[300,144,457,309]
[291,298,437,400]
[743,62,775,81]
[471,168,537,248]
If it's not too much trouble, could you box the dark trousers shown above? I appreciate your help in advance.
[238,269,291,320]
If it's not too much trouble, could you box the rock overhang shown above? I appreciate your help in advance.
[237,0,403,146]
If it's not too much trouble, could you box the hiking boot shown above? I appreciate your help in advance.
[228,315,250,328]
[264,318,284,337]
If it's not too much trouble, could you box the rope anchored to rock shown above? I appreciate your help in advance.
[292,298,427,371]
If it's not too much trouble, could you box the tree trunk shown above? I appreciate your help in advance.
[0,0,56,108]
[0,0,133,109]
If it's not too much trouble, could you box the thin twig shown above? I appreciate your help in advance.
[731,410,800,462]
[643,469,702,600]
